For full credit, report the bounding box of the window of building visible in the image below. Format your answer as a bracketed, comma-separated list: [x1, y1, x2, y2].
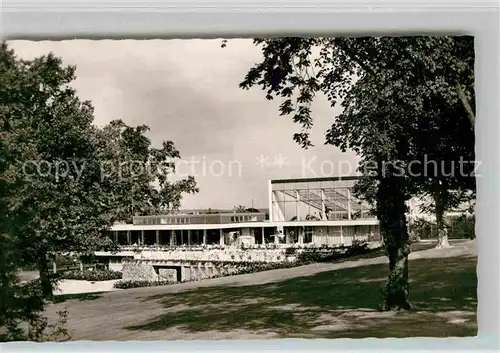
[304, 227, 313, 243]
[254, 228, 263, 244]
[117, 231, 128, 245]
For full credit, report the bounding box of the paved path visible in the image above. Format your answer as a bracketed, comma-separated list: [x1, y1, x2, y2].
[44, 241, 476, 341]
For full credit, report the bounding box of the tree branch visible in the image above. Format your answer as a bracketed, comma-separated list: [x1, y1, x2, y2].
[455, 83, 475, 131]
[335, 41, 378, 77]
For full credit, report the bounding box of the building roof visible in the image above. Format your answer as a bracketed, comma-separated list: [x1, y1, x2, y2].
[110, 219, 378, 231]
[270, 176, 361, 184]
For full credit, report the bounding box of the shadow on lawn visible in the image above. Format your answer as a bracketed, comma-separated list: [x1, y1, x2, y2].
[125, 255, 477, 338]
[52, 292, 103, 304]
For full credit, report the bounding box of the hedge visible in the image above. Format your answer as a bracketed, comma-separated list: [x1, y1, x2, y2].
[113, 280, 175, 289]
[58, 269, 122, 281]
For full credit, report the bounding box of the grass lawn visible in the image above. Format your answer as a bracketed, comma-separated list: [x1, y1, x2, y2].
[126, 253, 477, 338]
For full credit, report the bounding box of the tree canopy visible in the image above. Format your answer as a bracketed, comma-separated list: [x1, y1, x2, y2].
[96, 119, 199, 223]
[231, 36, 475, 309]
[0, 43, 198, 339]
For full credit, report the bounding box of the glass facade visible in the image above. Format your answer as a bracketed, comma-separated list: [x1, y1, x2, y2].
[271, 177, 375, 222]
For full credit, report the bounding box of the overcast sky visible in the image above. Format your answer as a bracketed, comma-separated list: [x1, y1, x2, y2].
[8, 39, 359, 209]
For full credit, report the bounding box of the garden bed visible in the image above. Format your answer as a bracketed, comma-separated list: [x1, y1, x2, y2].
[58, 269, 122, 282]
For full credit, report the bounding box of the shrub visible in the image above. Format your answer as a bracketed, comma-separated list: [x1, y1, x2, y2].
[451, 215, 475, 239]
[408, 218, 438, 240]
[59, 269, 122, 281]
[296, 242, 372, 264]
[297, 250, 323, 263]
[113, 280, 174, 289]
[54, 254, 77, 268]
[27, 309, 71, 342]
[343, 242, 371, 257]
[409, 233, 421, 244]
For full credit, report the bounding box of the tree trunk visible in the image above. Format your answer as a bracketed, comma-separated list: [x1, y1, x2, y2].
[455, 83, 475, 131]
[386, 244, 411, 310]
[376, 176, 411, 311]
[436, 226, 450, 248]
[38, 256, 53, 299]
[433, 182, 451, 249]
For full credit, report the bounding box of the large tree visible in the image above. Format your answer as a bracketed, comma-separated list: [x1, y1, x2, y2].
[1, 46, 121, 298]
[0, 43, 199, 309]
[232, 36, 475, 310]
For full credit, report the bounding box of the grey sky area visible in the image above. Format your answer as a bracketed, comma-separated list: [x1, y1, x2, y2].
[8, 39, 359, 209]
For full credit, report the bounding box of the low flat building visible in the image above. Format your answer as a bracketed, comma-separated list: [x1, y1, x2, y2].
[96, 176, 382, 274]
[105, 176, 381, 248]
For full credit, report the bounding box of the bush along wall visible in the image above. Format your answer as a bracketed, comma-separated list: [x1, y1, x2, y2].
[296, 241, 371, 263]
[113, 280, 176, 289]
[58, 269, 122, 281]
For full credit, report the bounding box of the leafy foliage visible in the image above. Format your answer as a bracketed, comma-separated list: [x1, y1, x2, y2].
[451, 214, 475, 240]
[96, 120, 199, 223]
[230, 36, 475, 310]
[233, 205, 247, 213]
[0, 43, 198, 340]
[245, 207, 261, 213]
[409, 213, 475, 241]
[113, 280, 176, 289]
[296, 241, 370, 263]
[1, 44, 120, 298]
[26, 309, 71, 342]
[59, 269, 122, 281]
[408, 218, 437, 242]
[0, 237, 45, 341]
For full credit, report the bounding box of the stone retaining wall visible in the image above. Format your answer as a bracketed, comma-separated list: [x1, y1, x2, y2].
[121, 260, 258, 282]
[136, 248, 288, 263]
[158, 268, 178, 282]
[121, 261, 158, 282]
[119, 242, 380, 283]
